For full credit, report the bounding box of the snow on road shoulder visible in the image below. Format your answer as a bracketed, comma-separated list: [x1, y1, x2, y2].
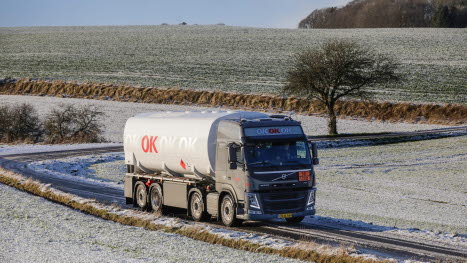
[301, 216, 467, 250]
[0, 142, 121, 156]
[28, 152, 124, 189]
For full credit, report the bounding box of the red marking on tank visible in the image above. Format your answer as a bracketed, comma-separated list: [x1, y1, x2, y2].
[141, 135, 158, 153]
[180, 159, 187, 170]
[145, 179, 153, 187]
[234, 177, 240, 182]
[141, 136, 150, 152]
[150, 136, 158, 153]
[245, 182, 251, 187]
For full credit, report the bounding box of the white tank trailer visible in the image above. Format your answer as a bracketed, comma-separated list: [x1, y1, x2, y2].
[123, 111, 319, 226]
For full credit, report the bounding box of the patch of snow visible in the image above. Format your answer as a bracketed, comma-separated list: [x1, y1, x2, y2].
[302, 215, 467, 250]
[0, 142, 121, 156]
[28, 153, 124, 187]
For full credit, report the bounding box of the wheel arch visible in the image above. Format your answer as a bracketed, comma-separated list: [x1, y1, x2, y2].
[218, 189, 237, 216]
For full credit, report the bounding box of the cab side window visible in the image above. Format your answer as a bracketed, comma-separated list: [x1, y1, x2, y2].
[296, 141, 307, 159]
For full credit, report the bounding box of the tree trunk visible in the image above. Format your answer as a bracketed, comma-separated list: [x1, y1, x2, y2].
[327, 106, 338, 135]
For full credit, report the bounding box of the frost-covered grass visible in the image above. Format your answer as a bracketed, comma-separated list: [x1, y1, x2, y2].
[0, 95, 446, 143]
[0, 182, 308, 263]
[0, 26, 466, 104]
[313, 135, 467, 234]
[29, 153, 125, 186]
[90, 157, 125, 182]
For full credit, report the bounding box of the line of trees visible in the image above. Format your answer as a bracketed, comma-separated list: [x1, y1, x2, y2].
[299, 0, 467, 28]
[0, 104, 105, 144]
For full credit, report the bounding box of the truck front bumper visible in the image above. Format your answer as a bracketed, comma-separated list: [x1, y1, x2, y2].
[238, 207, 315, 221]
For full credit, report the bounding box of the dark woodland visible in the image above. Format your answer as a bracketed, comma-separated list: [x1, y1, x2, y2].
[299, 0, 467, 28]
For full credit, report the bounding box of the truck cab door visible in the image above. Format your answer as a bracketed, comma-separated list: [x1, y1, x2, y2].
[227, 143, 246, 199]
[215, 142, 245, 202]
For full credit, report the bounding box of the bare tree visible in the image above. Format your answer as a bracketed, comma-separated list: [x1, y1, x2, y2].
[0, 106, 12, 141]
[9, 104, 42, 142]
[44, 104, 75, 142]
[44, 104, 105, 143]
[283, 40, 400, 135]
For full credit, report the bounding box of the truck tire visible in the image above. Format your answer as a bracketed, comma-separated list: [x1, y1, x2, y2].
[221, 194, 240, 227]
[285, 216, 304, 224]
[135, 182, 148, 210]
[149, 184, 163, 214]
[190, 192, 208, 222]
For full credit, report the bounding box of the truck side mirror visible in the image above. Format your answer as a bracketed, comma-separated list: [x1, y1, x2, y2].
[309, 142, 319, 165]
[228, 144, 238, 170]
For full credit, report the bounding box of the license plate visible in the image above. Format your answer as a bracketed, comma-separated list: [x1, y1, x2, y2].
[279, 213, 293, 218]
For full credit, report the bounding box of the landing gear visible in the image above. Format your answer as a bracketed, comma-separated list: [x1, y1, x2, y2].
[285, 216, 304, 224]
[221, 194, 240, 227]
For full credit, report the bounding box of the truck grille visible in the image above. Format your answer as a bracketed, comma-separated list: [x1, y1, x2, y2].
[260, 191, 307, 214]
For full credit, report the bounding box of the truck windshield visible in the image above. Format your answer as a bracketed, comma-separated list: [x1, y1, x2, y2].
[244, 140, 311, 169]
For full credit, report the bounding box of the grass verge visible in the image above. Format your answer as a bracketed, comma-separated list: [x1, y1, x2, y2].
[1, 78, 465, 125]
[0, 167, 384, 263]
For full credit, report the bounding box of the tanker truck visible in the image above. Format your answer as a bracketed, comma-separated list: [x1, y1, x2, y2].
[123, 111, 319, 226]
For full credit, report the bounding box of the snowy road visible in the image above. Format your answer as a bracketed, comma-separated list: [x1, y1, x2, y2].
[1, 144, 466, 262]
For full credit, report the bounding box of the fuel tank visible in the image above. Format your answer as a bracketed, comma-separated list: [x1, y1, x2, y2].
[123, 111, 268, 178]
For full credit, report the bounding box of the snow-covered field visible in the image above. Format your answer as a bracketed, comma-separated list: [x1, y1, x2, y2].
[314, 135, 467, 235]
[0, 95, 447, 143]
[1, 26, 466, 103]
[0, 183, 305, 263]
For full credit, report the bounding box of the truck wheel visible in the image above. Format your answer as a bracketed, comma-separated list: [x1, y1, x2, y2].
[190, 192, 207, 222]
[135, 182, 148, 210]
[285, 216, 304, 224]
[221, 194, 240, 227]
[149, 184, 163, 215]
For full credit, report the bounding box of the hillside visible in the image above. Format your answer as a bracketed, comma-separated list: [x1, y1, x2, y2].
[0, 26, 466, 104]
[299, 0, 467, 28]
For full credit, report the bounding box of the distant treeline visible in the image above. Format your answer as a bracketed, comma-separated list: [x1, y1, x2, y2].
[299, 0, 467, 28]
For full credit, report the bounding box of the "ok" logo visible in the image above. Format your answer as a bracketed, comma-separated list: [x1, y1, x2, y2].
[141, 136, 158, 153]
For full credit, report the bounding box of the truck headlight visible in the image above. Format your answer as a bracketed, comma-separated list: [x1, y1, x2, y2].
[246, 193, 261, 210]
[307, 189, 315, 206]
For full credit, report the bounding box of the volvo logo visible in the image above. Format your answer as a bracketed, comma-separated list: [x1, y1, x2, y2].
[272, 172, 295, 181]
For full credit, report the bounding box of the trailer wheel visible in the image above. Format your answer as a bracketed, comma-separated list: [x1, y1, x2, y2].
[285, 216, 304, 224]
[135, 182, 148, 210]
[190, 192, 207, 222]
[221, 194, 239, 227]
[149, 184, 163, 214]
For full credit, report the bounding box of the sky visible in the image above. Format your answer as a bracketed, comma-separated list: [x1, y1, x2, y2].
[0, 0, 351, 28]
